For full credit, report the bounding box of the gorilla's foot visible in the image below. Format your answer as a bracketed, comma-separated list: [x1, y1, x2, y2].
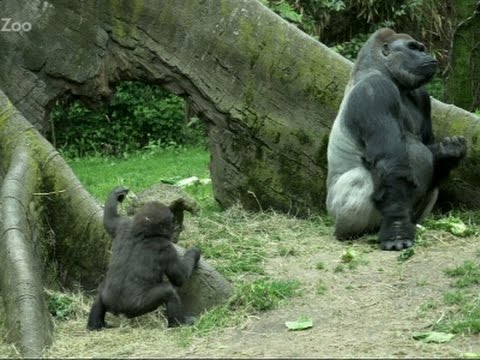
[378, 219, 416, 251]
[86, 321, 112, 331]
[167, 315, 197, 328]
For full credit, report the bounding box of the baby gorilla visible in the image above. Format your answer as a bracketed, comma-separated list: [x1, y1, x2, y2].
[87, 186, 201, 330]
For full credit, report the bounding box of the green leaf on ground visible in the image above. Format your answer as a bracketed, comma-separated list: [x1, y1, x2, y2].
[463, 353, 480, 359]
[412, 331, 454, 343]
[285, 316, 313, 331]
[341, 247, 357, 263]
[398, 247, 415, 262]
[425, 217, 475, 237]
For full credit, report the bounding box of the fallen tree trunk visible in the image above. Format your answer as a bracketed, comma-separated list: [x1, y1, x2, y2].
[0, 144, 52, 358]
[0, 91, 110, 357]
[431, 100, 480, 209]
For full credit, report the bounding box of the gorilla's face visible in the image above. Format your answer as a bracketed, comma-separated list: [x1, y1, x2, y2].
[383, 37, 437, 89]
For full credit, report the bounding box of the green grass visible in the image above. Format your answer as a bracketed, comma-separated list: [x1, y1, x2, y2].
[316, 279, 328, 295]
[67, 146, 220, 213]
[433, 261, 480, 334]
[444, 261, 480, 288]
[174, 277, 301, 346]
[231, 278, 301, 312]
[46, 290, 81, 321]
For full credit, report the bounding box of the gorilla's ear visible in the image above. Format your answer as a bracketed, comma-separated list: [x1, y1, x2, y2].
[382, 43, 390, 56]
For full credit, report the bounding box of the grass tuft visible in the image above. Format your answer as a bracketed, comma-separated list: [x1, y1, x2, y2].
[46, 290, 90, 321]
[444, 261, 480, 288]
[432, 260, 480, 334]
[231, 278, 301, 312]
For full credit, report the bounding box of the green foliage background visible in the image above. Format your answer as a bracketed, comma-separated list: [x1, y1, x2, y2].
[50, 81, 206, 157]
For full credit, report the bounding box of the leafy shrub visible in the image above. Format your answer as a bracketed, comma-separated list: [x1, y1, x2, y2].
[50, 81, 206, 157]
[264, 0, 449, 68]
[47, 291, 80, 321]
[331, 33, 369, 60]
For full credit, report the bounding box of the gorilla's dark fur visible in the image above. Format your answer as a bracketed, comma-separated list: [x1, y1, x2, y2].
[326, 28, 467, 250]
[87, 186, 201, 330]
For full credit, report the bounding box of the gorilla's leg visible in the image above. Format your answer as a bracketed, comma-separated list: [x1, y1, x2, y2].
[87, 293, 110, 331]
[165, 289, 196, 327]
[126, 283, 194, 327]
[376, 139, 434, 250]
[327, 167, 381, 239]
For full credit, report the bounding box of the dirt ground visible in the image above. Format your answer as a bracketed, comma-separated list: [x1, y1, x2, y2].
[149, 233, 479, 359]
[92, 231, 478, 359]
[2, 228, 479, 358]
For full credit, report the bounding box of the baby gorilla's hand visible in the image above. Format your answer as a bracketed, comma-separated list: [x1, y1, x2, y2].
[112, 186, 129, 203]
[186, 247, 201, 265]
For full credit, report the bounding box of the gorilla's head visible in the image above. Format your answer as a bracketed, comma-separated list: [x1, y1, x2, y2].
[355, 28, 437, 90]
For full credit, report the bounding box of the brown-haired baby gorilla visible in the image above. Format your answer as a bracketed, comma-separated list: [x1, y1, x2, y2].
[87, 186, 201, 331]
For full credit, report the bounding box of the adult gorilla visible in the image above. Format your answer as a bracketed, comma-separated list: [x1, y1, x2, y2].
[326, 28, 467, 250]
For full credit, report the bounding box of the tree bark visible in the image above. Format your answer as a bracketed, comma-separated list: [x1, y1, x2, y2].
[0, 90, 110, 357]
[0, 0, 479, 356]
[445, 0, 480, 111]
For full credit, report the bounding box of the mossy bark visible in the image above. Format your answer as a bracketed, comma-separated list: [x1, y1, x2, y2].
[0, 90, 110, 357]
[432, 100, 480, 208]
[445, 0, 480, 111]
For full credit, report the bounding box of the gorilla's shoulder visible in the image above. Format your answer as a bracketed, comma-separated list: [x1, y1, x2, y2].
[348, 73, 399, 110]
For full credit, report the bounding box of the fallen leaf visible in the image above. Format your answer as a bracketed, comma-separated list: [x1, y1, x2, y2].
[463, 353, 480, 359]
[285, 316, 313, 331]
[412, 331, 454, 343]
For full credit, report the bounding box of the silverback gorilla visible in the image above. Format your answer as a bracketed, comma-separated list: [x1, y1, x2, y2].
[87, 186, 201, 330]
[326, 28, 467, 250]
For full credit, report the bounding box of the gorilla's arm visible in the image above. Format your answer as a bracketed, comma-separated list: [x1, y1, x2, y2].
[103, 186, 129, 237]
[414, 88, 435, 145]
[166, 247, 201, 287]
[347, 76, 415, 191]
[346, 76, 418, 227]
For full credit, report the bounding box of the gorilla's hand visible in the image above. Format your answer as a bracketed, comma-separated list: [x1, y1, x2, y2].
[186, 247, 201, 266]
[434, 136, 467, 160]
[112, 186, 129, 203]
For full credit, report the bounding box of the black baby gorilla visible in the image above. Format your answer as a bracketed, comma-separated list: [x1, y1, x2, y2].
[326, 28, 467, 250]
[87, 186, 201, 330]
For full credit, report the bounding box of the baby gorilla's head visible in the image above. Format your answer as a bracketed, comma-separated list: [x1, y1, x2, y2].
[132, 202, 174, 238]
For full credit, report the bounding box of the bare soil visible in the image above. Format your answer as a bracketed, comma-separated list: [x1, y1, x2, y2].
[156, 233, 480, 359]
[3, 228, 479, 358]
